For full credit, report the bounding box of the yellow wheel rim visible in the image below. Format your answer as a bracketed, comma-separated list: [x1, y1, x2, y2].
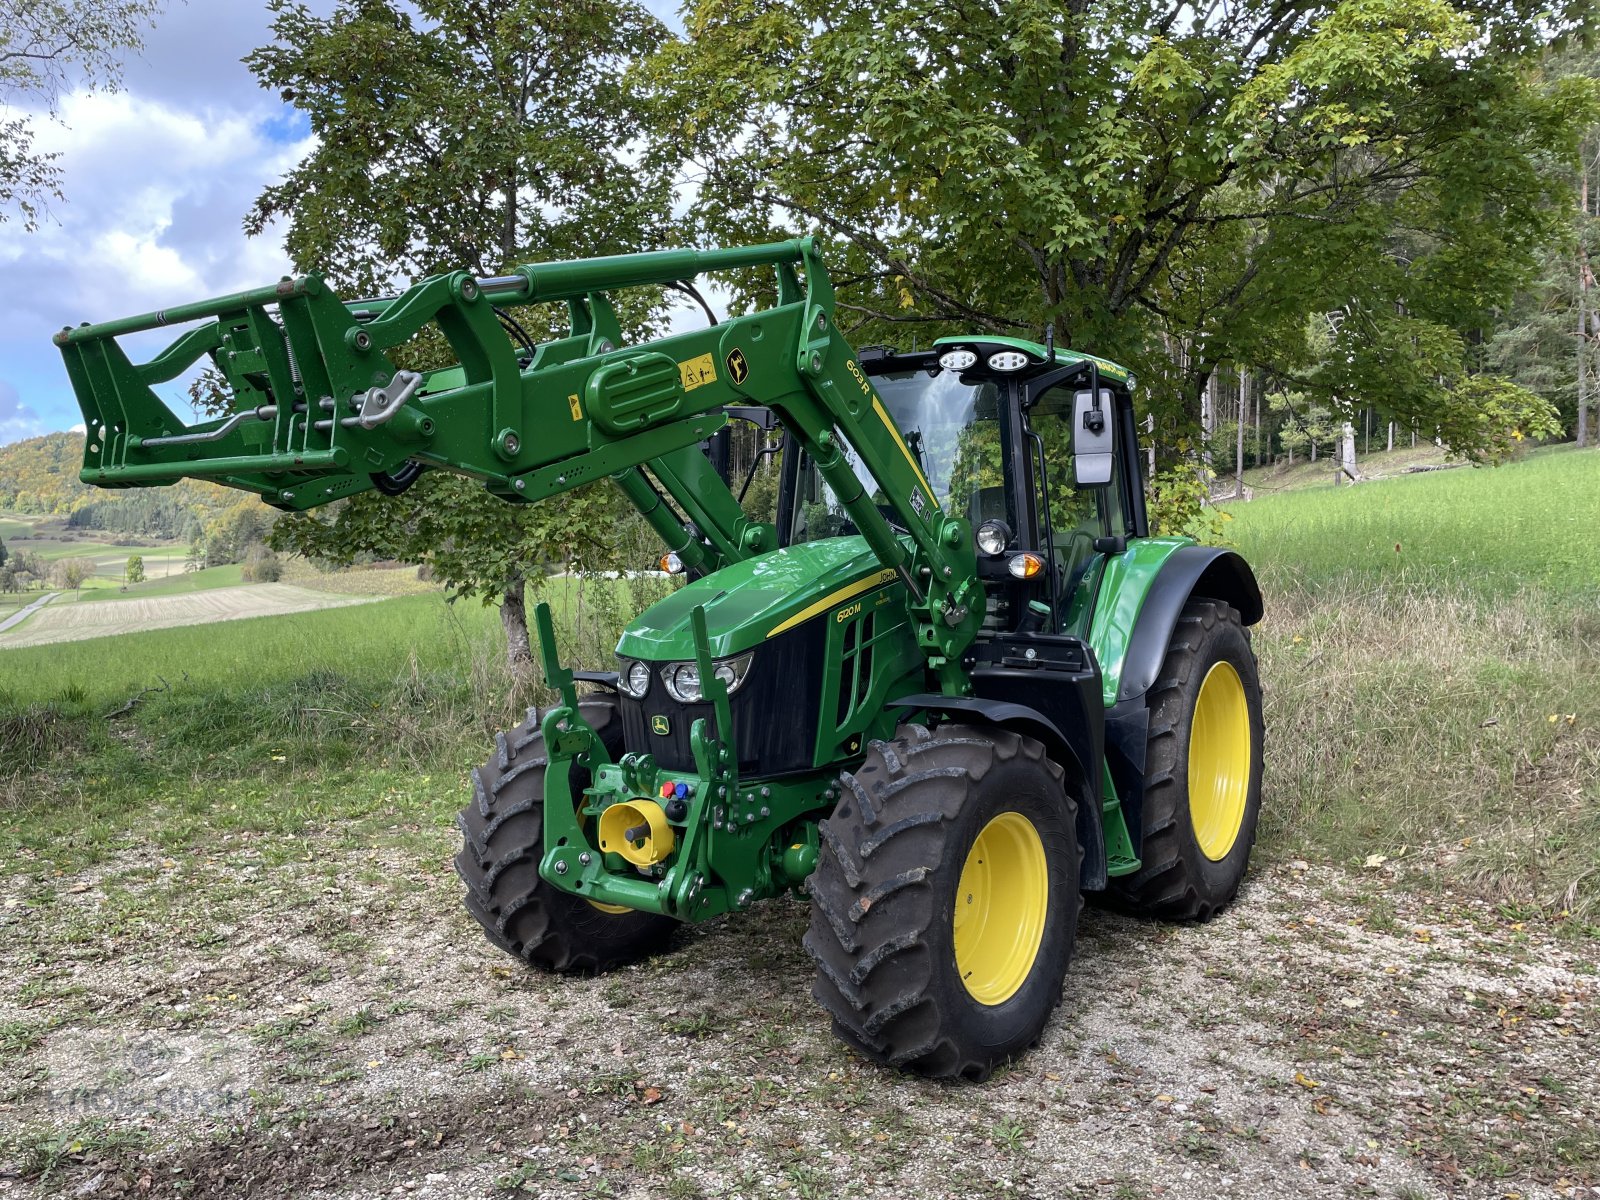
[1188, 660, 1252, 862]
[953, 812, 1049, 1006]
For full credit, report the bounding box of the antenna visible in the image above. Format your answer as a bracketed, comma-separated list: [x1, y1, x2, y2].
[1044, 322, 1055, 358]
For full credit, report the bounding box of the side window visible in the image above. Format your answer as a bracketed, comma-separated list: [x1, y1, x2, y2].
[1028, 386, 1131, 624]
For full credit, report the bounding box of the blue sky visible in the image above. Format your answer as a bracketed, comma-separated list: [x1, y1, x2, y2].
[0, 0, 688, 447]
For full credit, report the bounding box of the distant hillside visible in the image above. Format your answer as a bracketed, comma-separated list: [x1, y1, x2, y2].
[0, 432, 263, 539]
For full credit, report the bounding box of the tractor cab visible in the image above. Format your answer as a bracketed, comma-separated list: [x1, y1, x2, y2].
[778, 336, 1148, 638]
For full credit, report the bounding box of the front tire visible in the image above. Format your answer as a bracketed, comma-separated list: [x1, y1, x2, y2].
[1110, 598, 1264, 920]
[805, 723, 1082, 1081]
[455, 696, 676, 973]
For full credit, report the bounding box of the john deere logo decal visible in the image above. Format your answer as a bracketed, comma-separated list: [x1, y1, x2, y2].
[725, 347, 749, 385]
[651, 714, 670, 736]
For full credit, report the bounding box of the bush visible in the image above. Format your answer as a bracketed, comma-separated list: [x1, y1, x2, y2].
[241, 544, 283, 583]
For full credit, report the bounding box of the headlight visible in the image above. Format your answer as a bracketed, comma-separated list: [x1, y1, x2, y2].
[618, 659, 651, 699]
[938, 348, 977, 371]
[975, 519, 1011, 557]
[661, 651, 753, 703]
[987, 350, 1029, 372]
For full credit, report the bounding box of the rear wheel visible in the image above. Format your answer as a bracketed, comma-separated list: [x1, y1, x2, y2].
[1110, 598, 1264, 920]
[455, 696, 676, 973]
[805, 723, 1081, 1080]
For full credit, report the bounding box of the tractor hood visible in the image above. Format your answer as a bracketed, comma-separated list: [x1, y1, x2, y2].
[617, 536, 899, 662]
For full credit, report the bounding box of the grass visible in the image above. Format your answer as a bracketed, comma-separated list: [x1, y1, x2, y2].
[1225, 444, 1600, 598]
[1221, 444, 1600, 916]
[55, 564, 246, 603]
[0, 573, 669, 872]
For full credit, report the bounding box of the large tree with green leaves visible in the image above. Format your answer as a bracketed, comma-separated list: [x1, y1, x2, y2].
[247, 0, 675, 673]
[655, 0, 1596, 459]
[0, 0, 161, 227]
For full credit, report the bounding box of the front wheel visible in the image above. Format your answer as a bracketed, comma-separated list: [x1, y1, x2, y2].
[1110, 598, 1264, 920]
[805, 723, 1082, 1081]
[454, 697, 677, 973]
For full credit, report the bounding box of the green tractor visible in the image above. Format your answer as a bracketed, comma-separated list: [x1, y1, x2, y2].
[56, 239, 1263, 1079]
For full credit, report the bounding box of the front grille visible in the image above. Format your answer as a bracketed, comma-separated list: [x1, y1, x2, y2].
[618, 619, 827, 776]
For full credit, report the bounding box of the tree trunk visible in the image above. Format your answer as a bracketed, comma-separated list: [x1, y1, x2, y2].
[1234, 369, 1247, 497]
[1339, 420, 1360, 484]
[1387, 421, 1394, 453]
[1580, 155, 1590, 449]
[500, 571, 536, 680]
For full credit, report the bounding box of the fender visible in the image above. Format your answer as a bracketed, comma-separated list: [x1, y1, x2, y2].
[1113, 545, 1262, 706]
[892, 694, 1108, 892]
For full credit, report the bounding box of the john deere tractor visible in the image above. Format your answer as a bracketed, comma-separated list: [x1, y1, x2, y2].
[56, 239, 1263, 1079]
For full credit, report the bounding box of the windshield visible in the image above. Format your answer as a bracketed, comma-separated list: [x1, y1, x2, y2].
[789, 369, 1009, 544]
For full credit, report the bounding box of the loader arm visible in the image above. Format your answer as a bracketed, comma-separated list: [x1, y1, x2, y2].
[55, 238, 982, 692]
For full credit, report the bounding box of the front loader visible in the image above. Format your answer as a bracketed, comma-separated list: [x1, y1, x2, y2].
[55, 238, 1264, 1080]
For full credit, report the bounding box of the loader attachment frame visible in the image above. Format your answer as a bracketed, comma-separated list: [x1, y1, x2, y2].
[55, 238, 982, 692]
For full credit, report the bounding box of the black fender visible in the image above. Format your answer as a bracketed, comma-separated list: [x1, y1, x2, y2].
[1114, 545, 1262, 706]
[891, 695, 1108, 892]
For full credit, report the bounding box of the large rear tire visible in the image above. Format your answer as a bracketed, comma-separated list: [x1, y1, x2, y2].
[805, 723, 1082, 1081]
[1110, 598, 1264, 920]
[455, 696, 676, 973]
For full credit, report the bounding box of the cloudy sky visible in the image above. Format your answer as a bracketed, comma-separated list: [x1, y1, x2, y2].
[0, 0, 686, 447]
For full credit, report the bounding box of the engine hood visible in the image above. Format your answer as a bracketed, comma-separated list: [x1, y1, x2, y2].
[616, 536, 900, 662]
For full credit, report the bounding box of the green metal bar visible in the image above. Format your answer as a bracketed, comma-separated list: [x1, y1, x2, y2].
[498, 240, 808, 305]
[82, 448, 348, 483]
[54, 277, 320, 343]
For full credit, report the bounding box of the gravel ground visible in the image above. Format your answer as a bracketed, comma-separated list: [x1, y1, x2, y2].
[0, 839, 1594, 1200]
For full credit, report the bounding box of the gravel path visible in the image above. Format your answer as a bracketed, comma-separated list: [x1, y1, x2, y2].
[0, 842, 1592, 1200]
[0, 592, 56, 636]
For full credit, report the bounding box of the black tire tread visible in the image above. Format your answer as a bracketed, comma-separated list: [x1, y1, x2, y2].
[1110, 598, 1263, 921]
[454, 697, 675, 974]
[804, 723, 1081, 1081]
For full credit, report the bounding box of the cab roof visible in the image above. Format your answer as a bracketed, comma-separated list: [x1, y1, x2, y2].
[931, 335, 1133, 386]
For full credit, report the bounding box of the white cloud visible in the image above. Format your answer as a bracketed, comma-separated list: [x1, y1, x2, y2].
[0, 379, 47, 444]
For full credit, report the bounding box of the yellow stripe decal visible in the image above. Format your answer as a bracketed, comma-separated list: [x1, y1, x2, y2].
[767, 568, 898, 639]
[873, 397, 936, 505]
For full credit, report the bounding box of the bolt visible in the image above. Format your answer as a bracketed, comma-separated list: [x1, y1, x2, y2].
[554, 860, 568, 875]
[514, 479, 525, 491]
[718, 786, 727, 799]
[745, 813, 756, 824]
[810, 352, 823, 374]
[760, 786, 771, 799]
[598, 340, 615, 354]
[942, 565, 953, 577]
[815, 312, 827, 332]
[281, 491, 295, 502]
[353, 330, 372, 351]
[460, 278, 478, 300]
[504, 434, 520, 456]
[1024, 647, 1037, 660]
[759, 806, 770, 818]
[579, 852, 592, 866]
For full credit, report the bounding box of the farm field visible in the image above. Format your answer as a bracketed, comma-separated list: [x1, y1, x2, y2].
[0, 582, 377, 648]
[0, 454, 1594, 1199]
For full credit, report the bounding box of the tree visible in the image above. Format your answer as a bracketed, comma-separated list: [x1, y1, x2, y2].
[124, 553, 144, 585]
[0, 533, 7, 570]
[656, 0, 1598, 462]
[0, 0, 161, 227]
[53, 556, 94, 591]
[241, 544, 282, 583]
[248, 0, 676, 673]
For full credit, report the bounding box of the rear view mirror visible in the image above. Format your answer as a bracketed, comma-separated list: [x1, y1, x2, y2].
[1072, 389, 1114, 486]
